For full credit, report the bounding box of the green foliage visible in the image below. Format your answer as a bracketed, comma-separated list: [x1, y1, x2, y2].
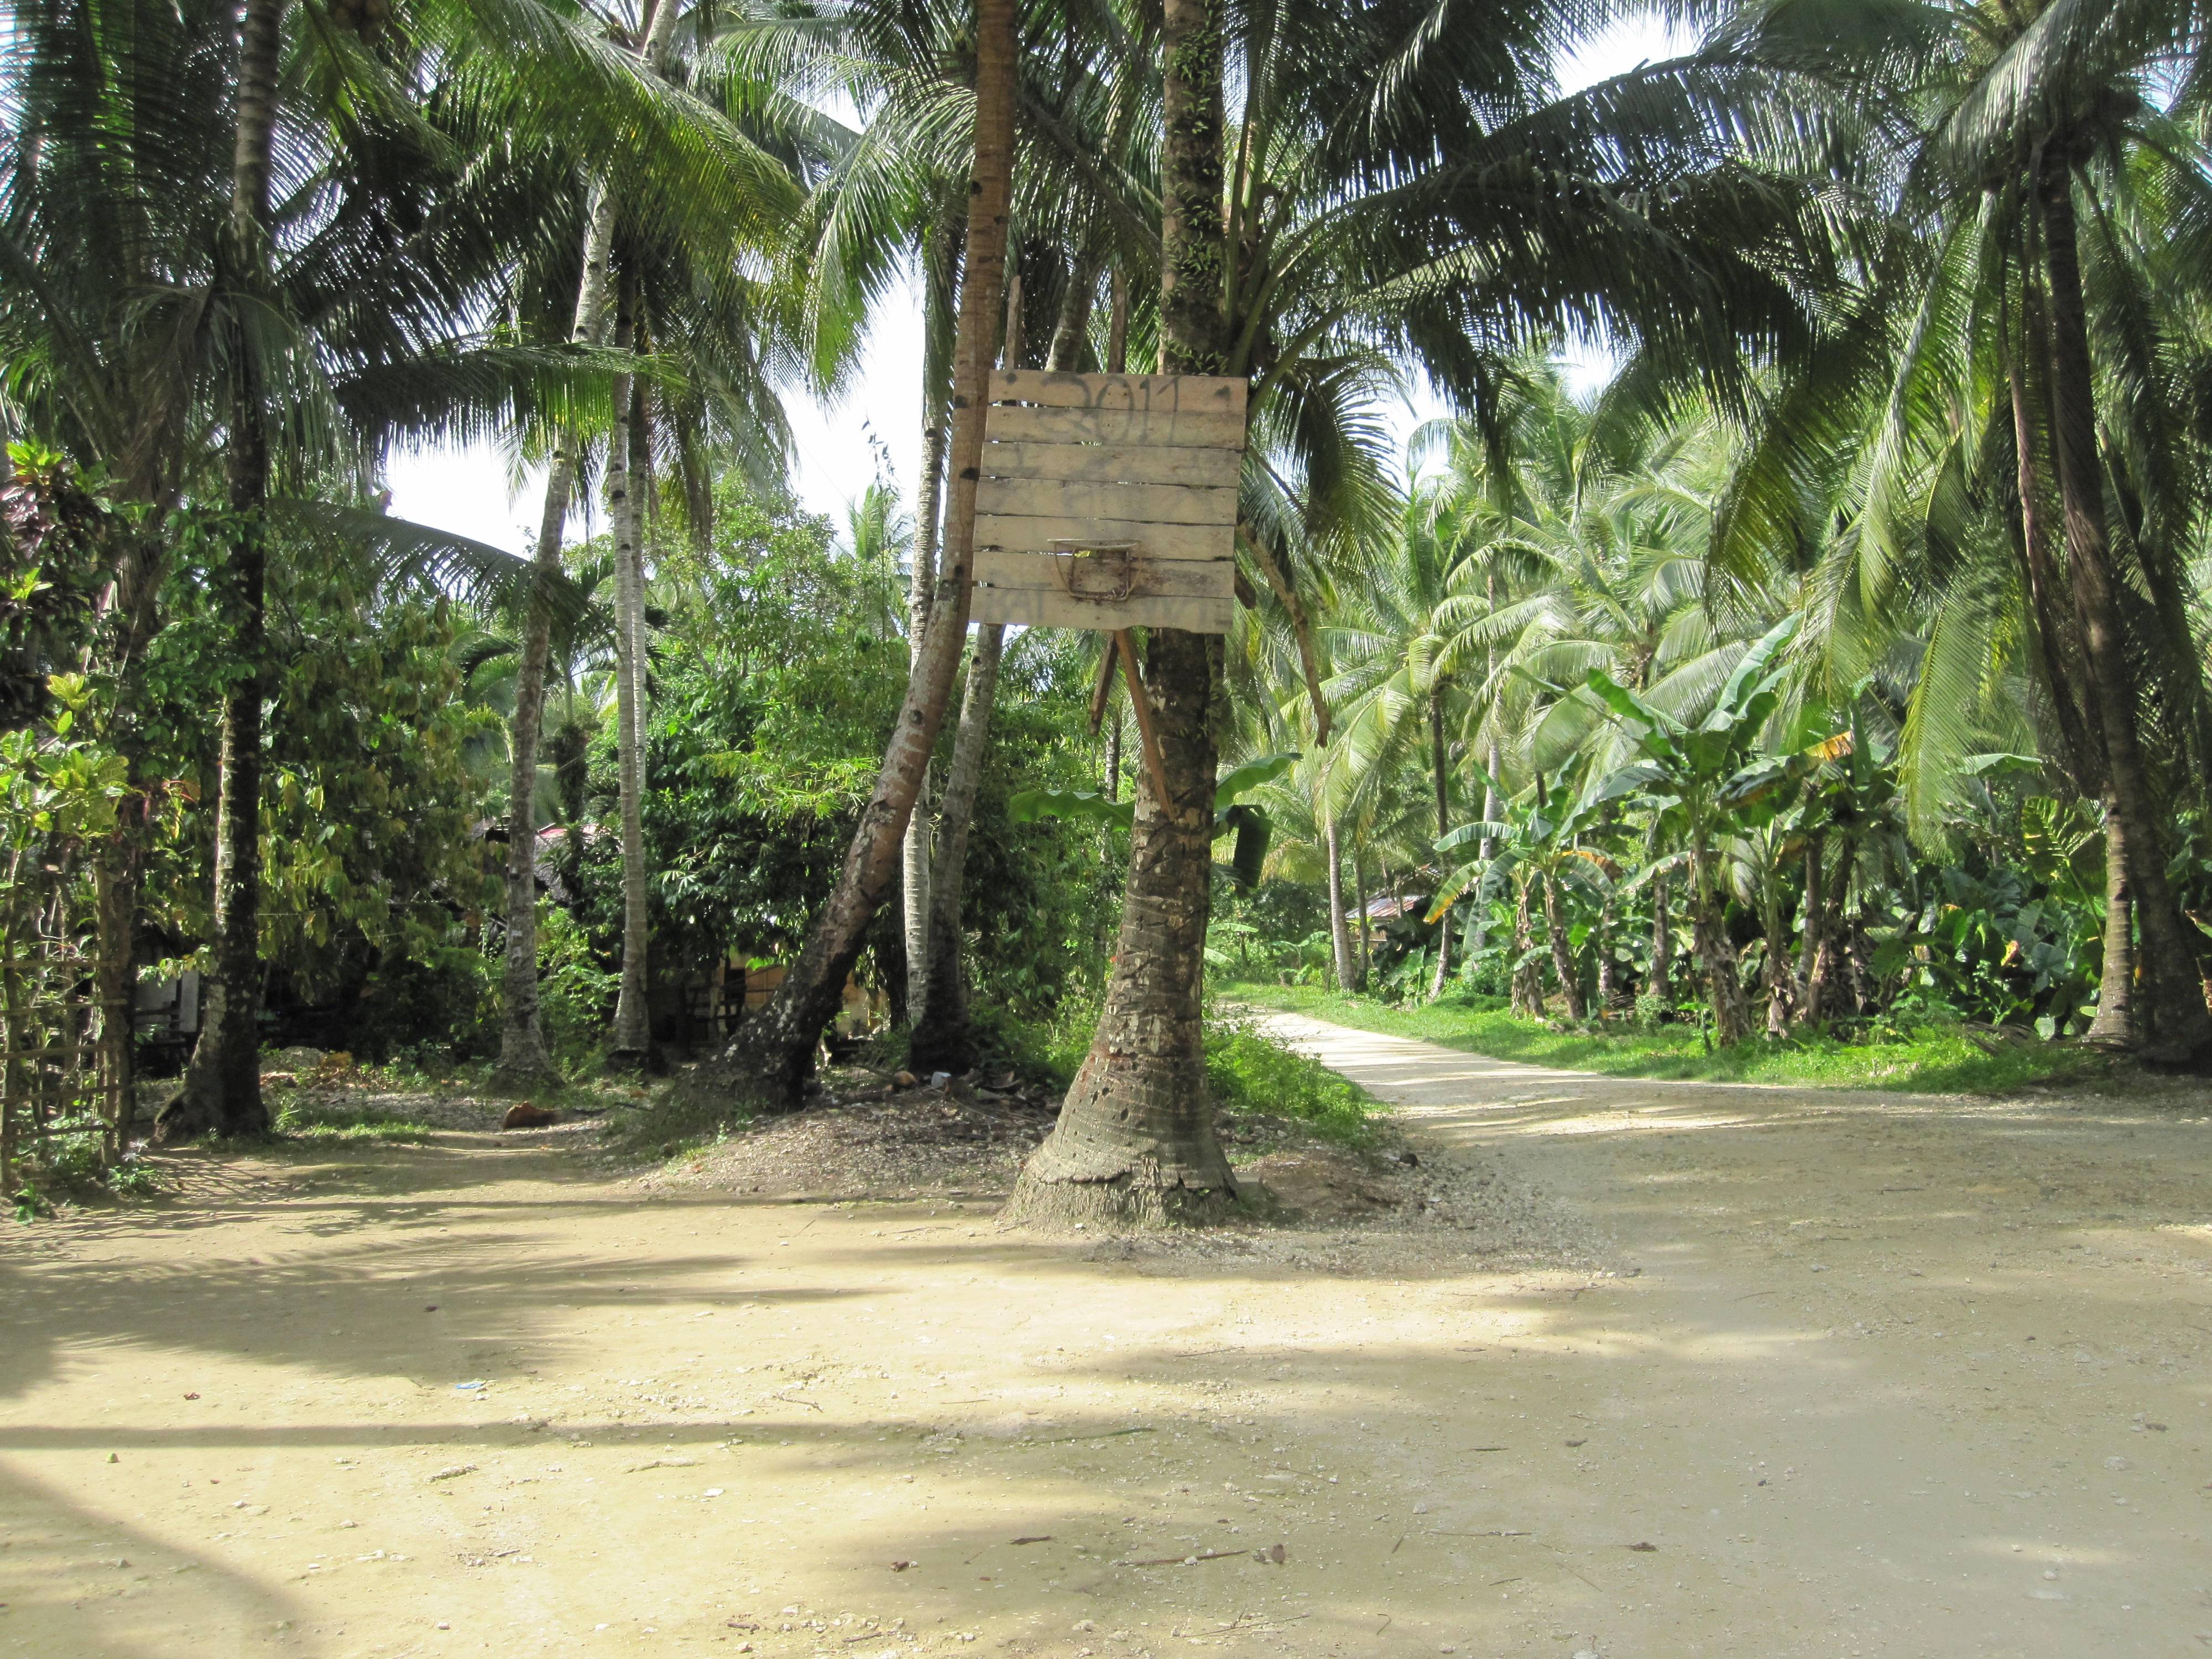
[536, 906, 617, 1074]
[1202, 1004, 1375, 1147]
[272, 1097, 440, 1144]
[1224, 983, 2123, 1096]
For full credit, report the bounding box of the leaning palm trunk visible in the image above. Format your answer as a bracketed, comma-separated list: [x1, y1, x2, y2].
[159, 0, 286, 1144]
[687, 0, 1016, 1107]
[494, 189, 618, 1089]
[901, 218, 959, 1025]
[909, 259, 1094, 1067]
[907, 623, 1003, 1072]
[2038, 168, 2208, 1060]
[1006, 0, 1239, 1227]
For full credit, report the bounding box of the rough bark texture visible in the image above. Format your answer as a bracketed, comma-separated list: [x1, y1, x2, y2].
[907, 624, 1003, 1073]
[494, 188, 618, 1091]
[1002, 630, 1235, 1228]
[2039, 166, 2212, 1061]
[691, 0, 1015, 1108]
[1005, 0, 1239, 1227]
[158, 0, 285, 1144]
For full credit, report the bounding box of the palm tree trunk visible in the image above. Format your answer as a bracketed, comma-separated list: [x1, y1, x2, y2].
[2039, 163, 2211, 1061]
[1353, 846, 1371, 990]
[1543, 875, 1584, 1020]
[694, 0, 1014, 1108]
[900, 234, 954, 1026]
[1794, 831, 1825, 1028]
[159, 0, 286, 1144]
[1006, 0, 1238, 1225]
[1325, 810, 1354, 992]
[606, 277, 651, 1062]
[1426, 680, 1452, 999]
[1648, 864, 1673, 1009]
[2013, 279, 2128, 1043]
[911, 253, 1095, 1067]
[909, 623, 1004, 1072]
[1596, 898, 1620, 1010]
[494, 187, 618, 1089]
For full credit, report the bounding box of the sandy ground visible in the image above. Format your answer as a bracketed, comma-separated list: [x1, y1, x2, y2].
[7, 1016, 2212, 1659]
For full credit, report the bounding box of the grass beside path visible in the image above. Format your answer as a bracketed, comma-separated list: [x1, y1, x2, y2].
[1219, 983, 2127, 1095]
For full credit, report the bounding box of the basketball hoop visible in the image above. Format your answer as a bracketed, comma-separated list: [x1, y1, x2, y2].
[1047, 539, 1140, 604]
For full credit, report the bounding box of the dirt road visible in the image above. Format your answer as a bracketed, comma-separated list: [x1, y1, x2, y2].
[7, 1015, 2211, 1659]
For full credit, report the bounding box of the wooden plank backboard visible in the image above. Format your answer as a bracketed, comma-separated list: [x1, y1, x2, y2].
[968, 371, 1246, 633]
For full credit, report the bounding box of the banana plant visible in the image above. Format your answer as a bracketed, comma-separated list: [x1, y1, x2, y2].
[1427, 763, 1615, 1021]
[1010, 753, 1300, 894]
[1582, 615, 1800, 1045]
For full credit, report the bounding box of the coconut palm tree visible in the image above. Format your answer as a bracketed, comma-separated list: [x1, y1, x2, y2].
[1710, 0, 2212, 1059]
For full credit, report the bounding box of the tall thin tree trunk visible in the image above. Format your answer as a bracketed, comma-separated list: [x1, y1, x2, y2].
[2039, 163, 2212, 1061]
[494, 188, 618, 1089]
[1648, 864, 1673, 1010]
[1325, 810, 1354, 992]
[912, 250, 1097, 1067]
[1353, 845, 1371, 990]
[909, 625, 1003, 1072]
[159, 0, 286, 1144]
[606, 276, 651, 1063]
[1007, 0, 1238, 1225]
[1426, 681, 1452, 1000]
[900, 257, 953, 1025]
[2012, 281, 2126, 1043]
[1794, 830, 1825, 1029]
[693, 0, 1015, 1108]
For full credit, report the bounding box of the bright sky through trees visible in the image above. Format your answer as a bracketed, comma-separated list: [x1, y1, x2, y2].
[380, 8, 1694, 551]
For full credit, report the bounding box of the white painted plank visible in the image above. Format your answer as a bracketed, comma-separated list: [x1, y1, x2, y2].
[983, 403, 1244, 450]
[980, 440, 1244, 488]
[974, 477, 1240, 527]
[973, 548, 1236, 600]
[969, 585, 1235, 634]
[973, 513, 1236, 563]
[990, 370, 1247, 417]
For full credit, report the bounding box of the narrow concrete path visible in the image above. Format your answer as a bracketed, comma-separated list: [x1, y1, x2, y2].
[1254, 1009, 2212, 1658]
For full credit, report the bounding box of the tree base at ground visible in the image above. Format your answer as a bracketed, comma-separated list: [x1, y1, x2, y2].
[1001, 1153, 1241, 1230]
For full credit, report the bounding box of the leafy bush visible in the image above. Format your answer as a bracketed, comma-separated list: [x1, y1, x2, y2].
[536, 906, 617, 1074]
[1203, 1004, 1374, 1146]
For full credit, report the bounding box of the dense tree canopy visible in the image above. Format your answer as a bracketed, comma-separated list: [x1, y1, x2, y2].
[8, 0, 2212, 1211]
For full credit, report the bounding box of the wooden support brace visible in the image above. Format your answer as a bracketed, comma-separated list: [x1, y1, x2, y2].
[1114, 629, 1175, 813]
[1088, 639, 1121, 737]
